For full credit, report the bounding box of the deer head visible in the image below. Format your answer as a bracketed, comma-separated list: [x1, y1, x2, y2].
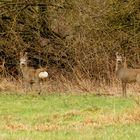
[20, 52, 28, 68]
[115, 52, 127, 71]
[116, 52, 123, 63]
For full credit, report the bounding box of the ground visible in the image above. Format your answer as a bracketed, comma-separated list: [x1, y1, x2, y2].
[0, 93, 140, 140]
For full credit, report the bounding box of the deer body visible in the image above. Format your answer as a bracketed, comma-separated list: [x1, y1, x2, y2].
[116, 53, 140, 96]
[116, 68, 140, 83]
[20, 52, 48, 91]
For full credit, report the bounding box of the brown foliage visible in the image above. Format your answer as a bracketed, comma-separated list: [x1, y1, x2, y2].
[0, 0, 139, 85]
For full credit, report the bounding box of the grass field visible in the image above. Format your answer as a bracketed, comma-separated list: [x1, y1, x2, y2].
[0, 93, 140, 140]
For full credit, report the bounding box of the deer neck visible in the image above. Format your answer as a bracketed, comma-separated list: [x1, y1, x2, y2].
[116, 62, 127, 75]
[20, 65, 29, 77]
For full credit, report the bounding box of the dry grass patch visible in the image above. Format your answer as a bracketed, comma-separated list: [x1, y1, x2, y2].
[1, 107, 140, 133]
[0, 76, 139, 96]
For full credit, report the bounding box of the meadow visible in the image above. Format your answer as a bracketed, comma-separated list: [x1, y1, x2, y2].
[1, 1, 140, 139]
[0, 93, 140, 140]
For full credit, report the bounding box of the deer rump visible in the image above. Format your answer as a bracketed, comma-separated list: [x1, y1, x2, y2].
[35, 68, 48, 79]
[39, 71, 48, 78]
[23, 68, 48, 84]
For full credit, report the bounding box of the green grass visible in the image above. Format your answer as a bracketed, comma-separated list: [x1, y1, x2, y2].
[0, 93, 140, 140]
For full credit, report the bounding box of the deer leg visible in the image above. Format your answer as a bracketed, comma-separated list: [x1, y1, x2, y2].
[36, 79, 41, 95]
[27, 81, 32, 92]
[30, 82, 33, 91]
[23, 79, 29, 93]
[122, 82, 127, 96]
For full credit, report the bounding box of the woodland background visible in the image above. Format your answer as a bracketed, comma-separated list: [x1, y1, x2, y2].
[0, 0, 140, 93]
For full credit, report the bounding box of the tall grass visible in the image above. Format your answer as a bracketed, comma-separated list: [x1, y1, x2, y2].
[0, 74, 139, 96]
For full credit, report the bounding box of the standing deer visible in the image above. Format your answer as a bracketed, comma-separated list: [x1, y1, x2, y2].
[115, 52, 140, 96]
[20, 52, 48, 92]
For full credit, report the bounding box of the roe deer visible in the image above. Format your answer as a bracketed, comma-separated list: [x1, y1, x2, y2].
[20, 52, 48, 92]
[115, 52, 140, 96]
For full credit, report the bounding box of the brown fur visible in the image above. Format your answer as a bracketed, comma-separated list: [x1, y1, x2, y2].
[115, 53, 140, 96]
[20, 52, 48, 91]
